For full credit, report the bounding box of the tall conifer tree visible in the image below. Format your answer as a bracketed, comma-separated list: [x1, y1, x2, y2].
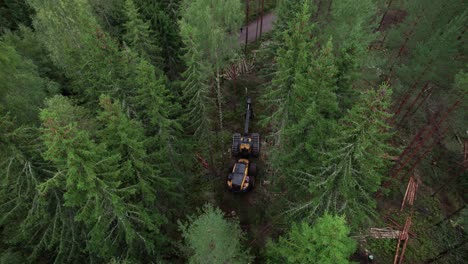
[179, 0, 243, 133]
[266, 214, 357, 264]
[290, 85, 394, 227]
[0, 41, 55, 124]
[123, 0, 162, 65]
[37, 95, 168, 261]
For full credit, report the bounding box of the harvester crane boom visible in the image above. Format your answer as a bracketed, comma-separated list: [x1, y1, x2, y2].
[231, 96, 260, 158]
[244, 97, 253, 136]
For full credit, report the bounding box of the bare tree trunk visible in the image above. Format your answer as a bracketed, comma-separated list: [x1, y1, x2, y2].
[431, 167, 465, 197]
[314, 0, 322, 21]
[255, 0, 260, 41]
[397, 82, 429, 126]
[434, 204, 466, 227]
[245, 0, 249, 53]
[259, 0, 264, 38]
[216, 68, 223, 130]
[376, 0, 394, 32]
[392, 62, 431, 118]
[388, 14, 423, 76]
[327, 0, 333, 18]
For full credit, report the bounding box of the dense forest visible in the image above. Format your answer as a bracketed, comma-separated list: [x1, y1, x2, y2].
[0, 0, 466, 263]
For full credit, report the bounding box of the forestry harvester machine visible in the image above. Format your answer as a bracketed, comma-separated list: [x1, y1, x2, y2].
[227, 97, 260, 193]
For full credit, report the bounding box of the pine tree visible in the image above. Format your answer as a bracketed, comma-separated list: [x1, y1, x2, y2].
[123, 0, 162, 65]
[178, 204, 252, 264]
[289, 85, 394, 227]
[266, 214, 357, 264]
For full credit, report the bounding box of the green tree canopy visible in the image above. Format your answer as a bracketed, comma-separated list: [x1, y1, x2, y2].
[179, 204, 252, 264]
[0, 41, 56, 124]
[262, 2, 340, 196]
[35, 95, 169, 261]
[179, 0, 243, 133]
[289, 85, 395, 227]
[266, 214, 357, 264]
[123, 0, 162, 65]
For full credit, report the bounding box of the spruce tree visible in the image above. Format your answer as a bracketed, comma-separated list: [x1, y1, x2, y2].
[29, 0, 182, 127]
[179, 204, 252, 264]
[123, 0, 162, 65]
[323, 0, 378, 112]
[262, 1, 316, 145]
[290, 85, 394, 227]
[134, 0, 183, 78]
[263, 2, 340, 187]
[38, 95, 165, 260]
[0, 114, 48, 257]
[273, 0, 303, 34]
[29, 0, 168, 108]
[0, 41, 55, 124]
[179, 0, 243, 133]
[0, 0, 33, 31]
[180, 40, 213, 138]
[266, 214, 357, 264]
[29, 0, 125, 103]
[130, 58, 189, 191]
[97, 95, 173, 201]
[1, 26, 62, 80]
[285, 39, 340, 165]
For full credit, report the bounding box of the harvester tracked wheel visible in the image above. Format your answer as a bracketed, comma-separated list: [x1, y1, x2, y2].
[232, 133, 241, 157]
[249, 163, 257, 177]
[251, 133, 260, 157]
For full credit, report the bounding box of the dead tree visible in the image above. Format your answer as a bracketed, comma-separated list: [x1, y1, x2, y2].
[434, 204, 466, 227]
[376, 0, 394, 32]
[424, 239, 468, 263]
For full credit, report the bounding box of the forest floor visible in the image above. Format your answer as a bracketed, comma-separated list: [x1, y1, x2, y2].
[197, 15, 280, 262]
[215, 72, 275, 261]
[238, 12, 277, 43]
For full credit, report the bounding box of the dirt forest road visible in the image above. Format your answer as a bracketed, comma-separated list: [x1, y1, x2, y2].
[238, 12, 277, 43]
